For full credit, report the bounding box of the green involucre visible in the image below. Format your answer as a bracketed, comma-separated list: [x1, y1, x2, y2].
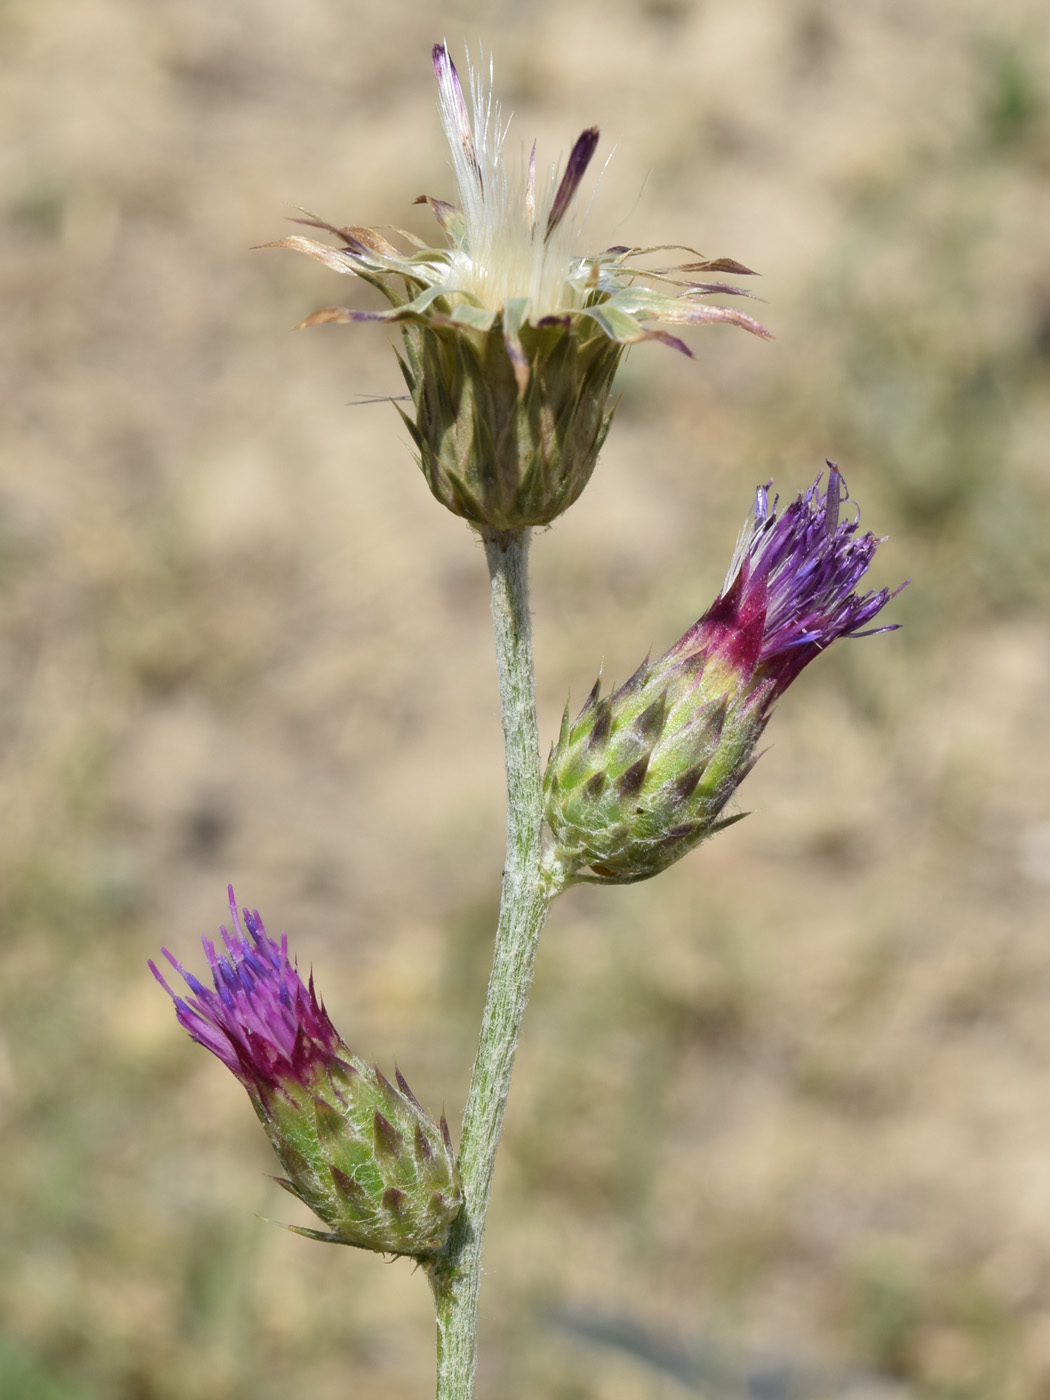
[544, 657, 760, 884]
[257, 1056, 462, 1259]
[397, 312, 623, 532]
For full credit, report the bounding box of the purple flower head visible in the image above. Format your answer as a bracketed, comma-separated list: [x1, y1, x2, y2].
[674, 463, 904, 703]
[150, 887, 341, 1095]
[544, 463, 903, 885]
[152, 890, 464, 1256]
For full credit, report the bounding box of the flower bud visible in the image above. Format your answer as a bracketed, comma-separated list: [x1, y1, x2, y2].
[151, 891, 462, 1260]
[544, 465, 903, 884]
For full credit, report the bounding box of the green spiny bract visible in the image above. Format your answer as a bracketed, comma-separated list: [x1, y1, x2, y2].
[263, 1056, 462, 1260]
[396, 312, 622, 532]
[543, 657, 760, 885]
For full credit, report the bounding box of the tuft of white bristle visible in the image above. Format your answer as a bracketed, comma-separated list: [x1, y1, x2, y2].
[433, 45, 598, 318]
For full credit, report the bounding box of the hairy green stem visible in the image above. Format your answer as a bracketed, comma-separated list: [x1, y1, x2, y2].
[428, 528, 560, 1400]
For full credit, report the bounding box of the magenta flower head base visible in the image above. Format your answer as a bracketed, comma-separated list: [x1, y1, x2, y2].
[544, 464, 904, 884]
[151, 891, 462, 1260]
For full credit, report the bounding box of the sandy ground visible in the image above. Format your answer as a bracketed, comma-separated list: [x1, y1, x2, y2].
[2, 0, 1050, 1396]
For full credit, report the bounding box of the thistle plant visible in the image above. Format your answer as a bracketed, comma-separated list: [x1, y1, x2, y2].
[154, 44, 903, 1400]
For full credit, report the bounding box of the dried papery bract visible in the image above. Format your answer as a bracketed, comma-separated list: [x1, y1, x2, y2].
[544, 465, 905, 884]
[264, 44, 771, 532]
[151, 890, 462, 1259]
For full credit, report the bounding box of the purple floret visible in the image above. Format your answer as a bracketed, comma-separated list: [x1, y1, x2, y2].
[150, 888, 341, 1092]
[677, 463, 903, 695]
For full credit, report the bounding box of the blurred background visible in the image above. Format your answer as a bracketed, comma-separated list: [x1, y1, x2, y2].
[2, 0, 1049, 1395]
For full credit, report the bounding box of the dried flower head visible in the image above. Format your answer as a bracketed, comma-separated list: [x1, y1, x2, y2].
[265, 44, 770, 532]
[151, 890, 462, 1259]
[545, 465, 904, 883]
